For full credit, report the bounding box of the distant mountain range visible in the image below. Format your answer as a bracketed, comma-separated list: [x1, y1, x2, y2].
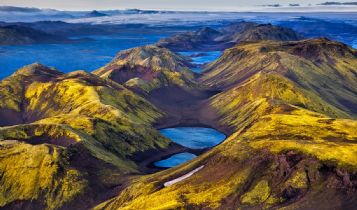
[157, 22, 303, 51]
[319, 1, 357, 5]
[0, 25, 69, 45]
[0, 4, 356, 22]
[0, 6, 42, 12]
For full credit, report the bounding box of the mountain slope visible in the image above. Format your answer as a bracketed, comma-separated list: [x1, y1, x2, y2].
[0, 64, 174, 209]
[201, 38, 357, 118]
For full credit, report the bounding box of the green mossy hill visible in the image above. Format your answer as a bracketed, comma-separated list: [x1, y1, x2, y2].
[0, 63, 62, 126]
[0, 65, 170, 166]
[0, 63, 62, 112]
[202, 38, 357, 118]
[96, 38, 357, 210]
[94, 45, 196, 93]
[0, 64, 172, 209]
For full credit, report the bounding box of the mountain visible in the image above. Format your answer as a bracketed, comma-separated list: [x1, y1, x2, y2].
[0, 63, 177, 209]
[157, 22, 303, 51]
[0, 25, 68, 45]
[96, 38, 357, 209]
[157, 27, 223, 51]
[93, 45, 215, 127]
[94, 45, 196, 93]
[85, 10, 108, 18]
[225, 23, 303, 43]
[201, 38, 357, 118]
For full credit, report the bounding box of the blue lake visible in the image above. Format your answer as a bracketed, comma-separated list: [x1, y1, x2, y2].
[0, 33, 168, 79]
[154, 152, 197, 168]
[154, 127, 226, 168]
[160, 127, 226, 149]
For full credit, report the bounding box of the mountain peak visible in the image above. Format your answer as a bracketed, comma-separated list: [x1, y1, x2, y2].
[281, 37, 357, 60]
[93, 45, 195, 93]
[102, 45, 192, 72]
[196, 27, 221, 36]
[12, 63, 62, 77]
[86, 10, 108, 17]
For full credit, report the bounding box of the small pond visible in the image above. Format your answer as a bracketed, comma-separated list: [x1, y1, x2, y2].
[154, 127, 226, 168]
[179, 51, 222, 73]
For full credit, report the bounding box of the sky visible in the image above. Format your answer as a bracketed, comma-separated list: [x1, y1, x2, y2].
[0, 0, 351, 11]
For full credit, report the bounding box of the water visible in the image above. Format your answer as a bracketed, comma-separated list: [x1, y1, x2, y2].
[154, 152, 197, 168]
[179, 51, 222, 73]
[154, 127, 226, 168]
[160, 127, 226, 149]
[353, 40, 357, 49]
[179, 51, 222, 64]
[0, 33, 168, 79]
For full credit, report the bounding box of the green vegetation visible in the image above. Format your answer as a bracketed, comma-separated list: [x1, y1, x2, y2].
[0, 141, 87, 209]
[1, 36, 357, 209]
[241, 180, 270, 205]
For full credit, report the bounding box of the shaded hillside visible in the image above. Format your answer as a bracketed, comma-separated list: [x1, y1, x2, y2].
[0, 25, 68, 45]
[96, 38, 357, 210]
[0, 63, 174, 209]
[157, 22, 303, 51]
